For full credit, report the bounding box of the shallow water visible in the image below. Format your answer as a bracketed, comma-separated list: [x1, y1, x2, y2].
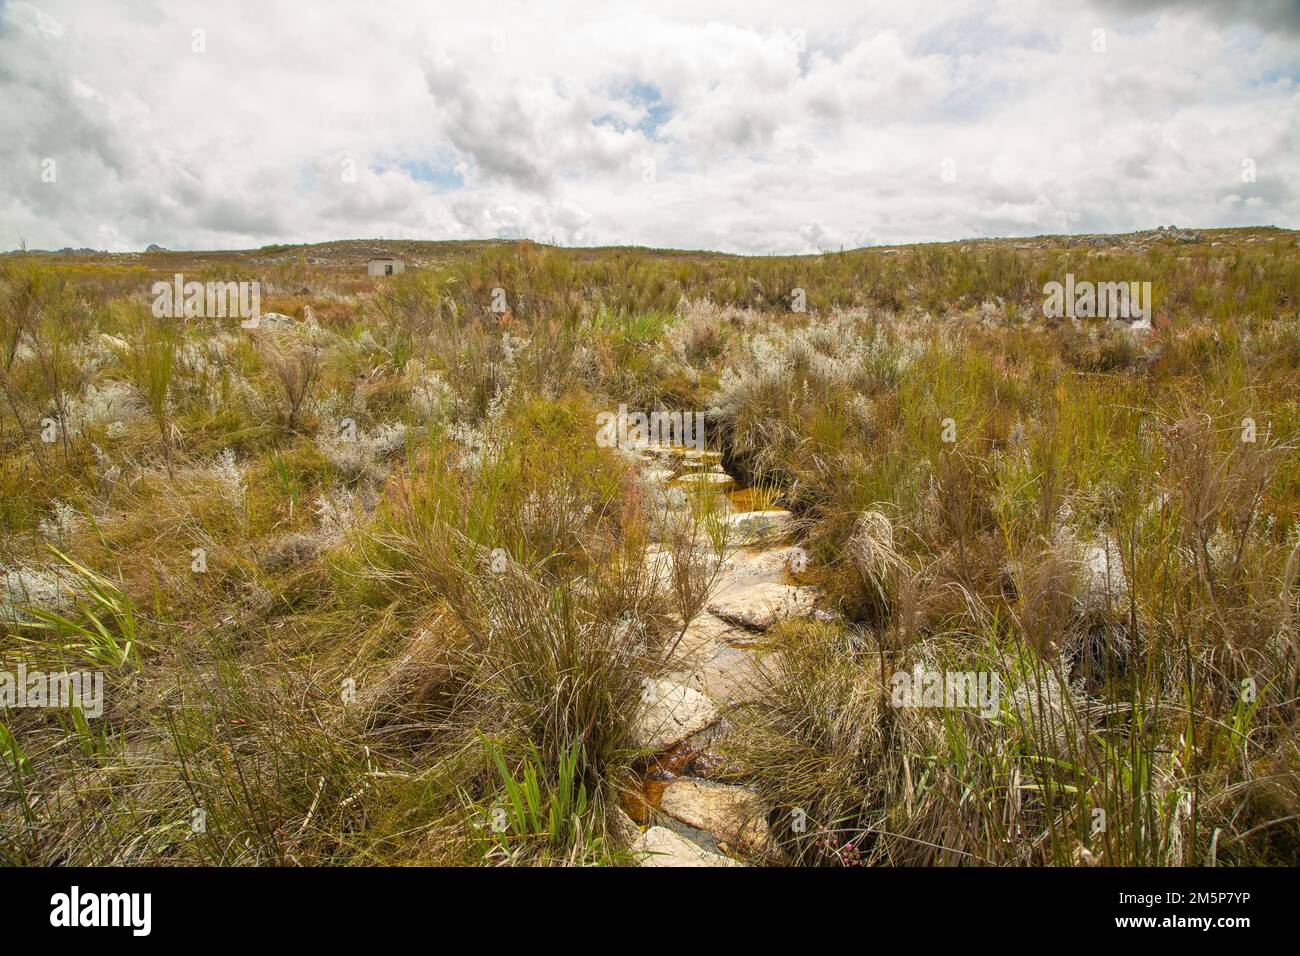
[725, 485, 778, 513]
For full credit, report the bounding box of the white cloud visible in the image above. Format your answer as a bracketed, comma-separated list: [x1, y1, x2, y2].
[0, 0, 1296, 254]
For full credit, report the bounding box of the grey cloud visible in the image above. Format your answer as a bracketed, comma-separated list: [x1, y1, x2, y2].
[0, 1, 1296, 253]
[1094, 0, 1300, 34]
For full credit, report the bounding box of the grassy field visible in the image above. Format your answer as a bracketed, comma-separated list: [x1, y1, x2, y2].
[1, 227, 1297, 866]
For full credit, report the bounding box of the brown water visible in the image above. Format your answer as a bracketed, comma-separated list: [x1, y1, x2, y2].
[726, 485, 778, 513]
[625, 742, 726, 824]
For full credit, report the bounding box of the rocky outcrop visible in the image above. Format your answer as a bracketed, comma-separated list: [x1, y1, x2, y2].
[628, 445, 817, 865]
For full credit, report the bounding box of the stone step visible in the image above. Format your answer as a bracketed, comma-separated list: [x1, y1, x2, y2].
[665, 611, 739, 666]
[682, 449, 724, 465]
[725, 509, 795, 544]
[631, 677, 719, 752]
[707, 582, 817, 631]
[630, 825, 744, 867]
[718, 545, 809, 586]
[676, 471, 736, 490]
[659, 778, 769, 855]
[667, 642, 782, 708]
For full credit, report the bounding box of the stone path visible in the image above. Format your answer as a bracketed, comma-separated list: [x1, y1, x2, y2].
[620, 445, 819, 866]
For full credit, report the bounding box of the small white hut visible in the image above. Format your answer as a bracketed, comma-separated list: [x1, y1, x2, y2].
[367, 257, 405, 277]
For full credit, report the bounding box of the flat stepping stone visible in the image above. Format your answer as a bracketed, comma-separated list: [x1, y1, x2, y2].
[682, 449, 723, 465]
[659, 779, 769, 854]
[679, 458, 715, 470]
[641, 443, 686, 461]
[631, 678, 719, 752]
[676, 472, 735, 490]
[669, 643, 781, 708]
[630, 825, 744, 867]
[719, 546, 809, 587]
[643, 467, 675, 485]
[725, 510, 794, 544]
[708, 582, 816, 631]
[666, 611, 738, 666]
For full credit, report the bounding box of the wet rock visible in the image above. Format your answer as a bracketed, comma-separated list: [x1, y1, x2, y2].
[722, 545, 809, 585]
[641, 443, 685, 462]
[678, 457, 715, 471]
[659, 778, 768, 854]
[632, 677, 719, 752]
[682, 449, 723, 466]
[708, 582, 816, 631]
[630, 825, 743, 867]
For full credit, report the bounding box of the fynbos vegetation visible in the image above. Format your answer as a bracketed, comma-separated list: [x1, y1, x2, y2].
[1, 230, 1297, 867]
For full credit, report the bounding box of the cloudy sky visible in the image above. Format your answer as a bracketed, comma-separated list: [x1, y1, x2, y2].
[1, 0, 1297, 254]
